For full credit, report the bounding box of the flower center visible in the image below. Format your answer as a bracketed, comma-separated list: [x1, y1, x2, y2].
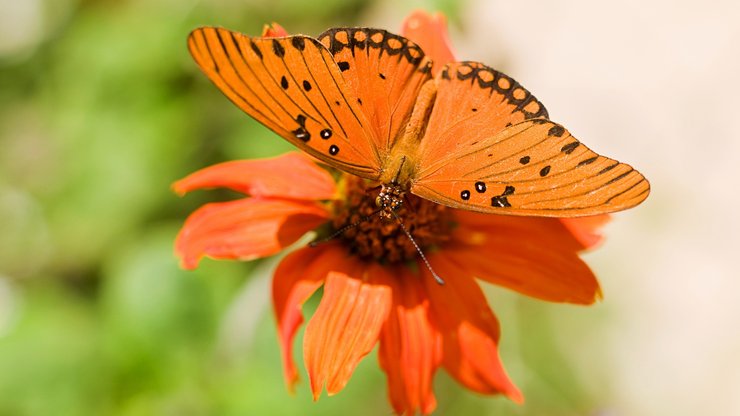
[330, 175, 453, 263]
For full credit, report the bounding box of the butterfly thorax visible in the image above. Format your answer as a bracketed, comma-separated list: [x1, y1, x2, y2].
[378, 79, 438, 191]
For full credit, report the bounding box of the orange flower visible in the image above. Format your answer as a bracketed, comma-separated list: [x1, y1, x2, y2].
[175, 11, 607, 415]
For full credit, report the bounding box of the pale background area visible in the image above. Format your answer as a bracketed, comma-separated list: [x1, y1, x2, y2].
[370, 0, 740, 414]
[0, 0, 738, 415]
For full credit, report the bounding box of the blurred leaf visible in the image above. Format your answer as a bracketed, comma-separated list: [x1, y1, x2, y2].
[0, 279, 104, 416]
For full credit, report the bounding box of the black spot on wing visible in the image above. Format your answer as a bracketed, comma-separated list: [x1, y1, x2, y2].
[560, 141, 580, 154]
[250, 41, 263, 59]
[292, 128, 310, 142]
[291, 37, 305, 51]
[548, 125, 565, 137]
[272, 39, 285, 57]
[578, 156, 598, 166]
[491, 185, 515, 208]
[491, 196, 511, 208]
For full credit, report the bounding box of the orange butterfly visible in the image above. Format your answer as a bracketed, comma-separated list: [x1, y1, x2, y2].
[187, 27, 649, 218]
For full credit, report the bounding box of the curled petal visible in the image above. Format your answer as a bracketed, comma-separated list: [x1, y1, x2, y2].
[559, 215, 611, 249]
[424, 255, 522, 402]
[452, 211, 601, 304]
[378, 266, 441, 415]
[173, 152, 336, 200]
[401, 10, 456, 75]
[272, 243, 360, 391]
[176, 198, 329, 269]
[262, 22, 289, 37]
[304, 264, 393, 400]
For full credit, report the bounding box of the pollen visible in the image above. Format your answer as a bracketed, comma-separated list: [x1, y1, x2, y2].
[330, 175, 453, 263]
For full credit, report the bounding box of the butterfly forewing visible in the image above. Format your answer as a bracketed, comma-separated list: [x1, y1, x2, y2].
[318, 28, 433, 155]
[419, 62, 548, 164]
[412, 120, 650, 217]
[188, 27, 381, 179]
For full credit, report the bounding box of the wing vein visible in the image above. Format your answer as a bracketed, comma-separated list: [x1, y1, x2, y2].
[197, 29, 284, 128]
[296, 44, 346, 137]
[223, 30, 319, 126]
[604, 178, 646, 204]
[518, 169, 637, 205]
[318, 47, 366, 130]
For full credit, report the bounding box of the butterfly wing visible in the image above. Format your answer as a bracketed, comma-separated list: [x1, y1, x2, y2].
[188, 27, 381, 179]
[317, 28, 433, 154]
[418, 61, 549, 164]
[412, 119, 650, 217]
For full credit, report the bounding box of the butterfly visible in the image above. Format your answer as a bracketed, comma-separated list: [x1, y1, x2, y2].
[186, 26, 649, 218]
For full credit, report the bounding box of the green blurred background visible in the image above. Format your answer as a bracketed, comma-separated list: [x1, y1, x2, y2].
[1, 0, 737, 415]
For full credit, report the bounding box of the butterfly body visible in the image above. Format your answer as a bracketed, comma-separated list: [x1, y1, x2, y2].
[187, 26, 649, 218]
[378, 79, 437, 188]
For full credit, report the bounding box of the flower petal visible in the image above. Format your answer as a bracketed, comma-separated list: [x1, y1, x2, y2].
[272, 243, 360, 392]
[424, 255, 523, 402]
[262, 22, 289, 37]
[401, 10, 456, 75]
[304, 264, 392, 400]
[175, 198, 329, 269]
[559, 215, 611, 249]
[173, 152, 336, 200]
[378, 266, 441, 415]
[452, 211, 601, 304]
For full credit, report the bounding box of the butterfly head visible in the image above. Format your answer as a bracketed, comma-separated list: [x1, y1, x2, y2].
[376, 183, 405, 220]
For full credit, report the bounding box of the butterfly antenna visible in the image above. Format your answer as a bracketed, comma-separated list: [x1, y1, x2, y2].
[390, 210, 445, 285]
[309, 209, 383, 247]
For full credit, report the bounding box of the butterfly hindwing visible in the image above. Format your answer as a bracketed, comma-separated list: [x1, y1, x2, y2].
[317, 28, 433, 154]
[188, 27, 381, 179]
[419, 61, 548, 164]
[412, 119, 650, 217]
